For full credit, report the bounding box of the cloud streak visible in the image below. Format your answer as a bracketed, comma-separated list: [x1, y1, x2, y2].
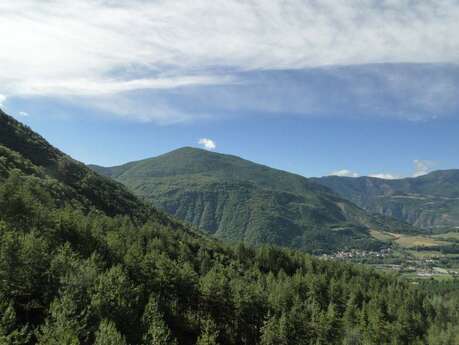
[413, 160, 436, 177]
[2, 1, 459, 93]
[329, 159, 437, 180]
[1, 1, 459, 122]
[368, 173, 399, 180]
[13, 75, 235, 97]
[329, 169, 359, 178]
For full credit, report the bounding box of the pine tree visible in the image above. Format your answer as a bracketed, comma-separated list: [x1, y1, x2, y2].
[259, 314, 289, 345]
[36, 294, 85, 345]
[196, 318, 219, 345]
[142, 295, 176, 345]
[0, 300, 29, 345]
[94, 320, 127, 345]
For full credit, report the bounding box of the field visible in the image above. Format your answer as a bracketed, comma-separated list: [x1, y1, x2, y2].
[369, 230, 448, 248]
[366, 230, 459, 281]
[395, 234, 448, 248]
[432, 231, 459, 241]
[369, 229, 397, 241]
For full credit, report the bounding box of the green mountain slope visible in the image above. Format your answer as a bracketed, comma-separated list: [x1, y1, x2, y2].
[314, 171, 459, 232]
[90, 147, 415, 252]
[0, 109, 457, 344]
[0, 109, 169, 224]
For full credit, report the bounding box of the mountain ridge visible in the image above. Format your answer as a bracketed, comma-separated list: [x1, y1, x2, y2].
[313, 170, 459, 231]
[0, 108, 171, 224]
[91, 146, 417, 253]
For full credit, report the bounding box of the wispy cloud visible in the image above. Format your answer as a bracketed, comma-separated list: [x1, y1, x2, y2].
[170, 65, 459, 122]
[329, 169, 359, 178]
[1, 1, 459, 122]
[0, 94, 6, 107]
[18, 111, 29, 117]
[329, 159, 437, 180]
[413, 159, 436, 177]
[2, 0, 459, 91]
[368, 160, 437, 179]
[14, 75, 234, 97]
[368, 173, 399, 180]
[198, 138, 216, 150]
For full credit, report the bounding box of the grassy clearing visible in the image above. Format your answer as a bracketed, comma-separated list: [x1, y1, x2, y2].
[370, 230, 450, 248]
[401, 272, 455, 281]
[407, 250, 443, 259]
[370, 230, 442, 245]
[395, 234, 449, 248]
[432, 231, 459, 241]
[369, 229, 398, 241]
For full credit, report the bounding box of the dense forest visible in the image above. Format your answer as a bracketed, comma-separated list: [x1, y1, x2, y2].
[1, 171, 459, 345]
[0, 110, 458, 344]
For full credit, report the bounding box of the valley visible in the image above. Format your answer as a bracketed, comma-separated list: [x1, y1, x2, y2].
[91, 147, 459, 279]
[327, 229, 459, 281]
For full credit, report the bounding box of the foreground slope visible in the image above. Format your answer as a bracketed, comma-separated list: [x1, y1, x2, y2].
[0, 109, 171, 224]
[0, 110, 458, 344]
[315, 171, 459, 232]
[91, 147, 415, 252]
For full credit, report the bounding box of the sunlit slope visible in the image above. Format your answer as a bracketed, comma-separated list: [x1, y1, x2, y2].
[91, 147, 415, 252]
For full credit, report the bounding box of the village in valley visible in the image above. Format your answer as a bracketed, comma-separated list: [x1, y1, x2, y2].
[322, 244, 459, 280]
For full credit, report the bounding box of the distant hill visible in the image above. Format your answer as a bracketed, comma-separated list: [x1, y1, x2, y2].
[314, 171, 459, 232]
[90, 147, 416, 253]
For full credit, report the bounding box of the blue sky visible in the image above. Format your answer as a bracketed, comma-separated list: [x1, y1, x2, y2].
[1, 1, 459, 178]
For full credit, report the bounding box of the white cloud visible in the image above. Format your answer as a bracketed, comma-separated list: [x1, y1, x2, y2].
[13, 75, 233, 97]
[0, 94, 6, 107]
[89, 97, 210, 125]
[413, 160, 436, 177]
[329, 169, 359, 178]
[1, 1, 459, 122]
[361, 160, 435, 180]
[18, 111, 29, 117]
[368, 173, 399, 180]
[1, 1, 459, 93]
[198, 138, 216, 150]
[328, 160, 438, 180]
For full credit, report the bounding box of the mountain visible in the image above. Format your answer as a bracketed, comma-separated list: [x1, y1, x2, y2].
[0, 108, 171, 224]
[314, 171, 459, 232]
[0, 109, 457, 344]
[90, 147, 416, 253]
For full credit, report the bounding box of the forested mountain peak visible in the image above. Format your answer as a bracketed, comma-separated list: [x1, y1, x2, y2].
[91, 146, 417, 252]
[91, 145, 329, 195]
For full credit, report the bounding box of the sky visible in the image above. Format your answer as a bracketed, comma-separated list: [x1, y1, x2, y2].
[1, 0, 459, 178]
